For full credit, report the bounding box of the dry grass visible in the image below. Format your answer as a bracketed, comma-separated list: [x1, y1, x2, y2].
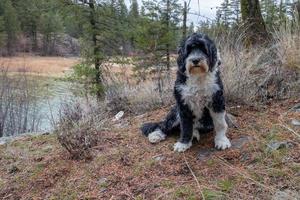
[0, 99, 299, 199]
[274, 23, 300, 70]
[217, 23, 300, 104]
[0, 54, 80, 76]
[105, 76, 174, 114]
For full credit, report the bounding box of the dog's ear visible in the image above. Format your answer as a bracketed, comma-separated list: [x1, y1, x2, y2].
[205, 36, 218, 71]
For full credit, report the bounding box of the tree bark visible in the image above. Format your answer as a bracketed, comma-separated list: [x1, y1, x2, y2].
[241, 0, 269, 45]
[183, 1, 187, 39]
[166, 0, 170, 71]
[88, 0, 103, 99]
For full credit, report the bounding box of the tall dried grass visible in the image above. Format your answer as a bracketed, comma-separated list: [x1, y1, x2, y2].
[218, 22, 299, 103]
[0, 55, 80, 76]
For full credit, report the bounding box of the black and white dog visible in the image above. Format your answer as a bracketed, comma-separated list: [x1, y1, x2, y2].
[141, 33, 231, 152]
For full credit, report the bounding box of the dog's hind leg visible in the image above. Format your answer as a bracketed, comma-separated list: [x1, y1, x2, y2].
[141, 106, 180, 143]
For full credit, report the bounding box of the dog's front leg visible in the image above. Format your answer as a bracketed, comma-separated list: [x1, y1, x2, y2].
[173, 109, 193, 152]
[209, 110, 231, 150]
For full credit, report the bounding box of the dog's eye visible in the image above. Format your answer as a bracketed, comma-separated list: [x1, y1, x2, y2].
[186, 44, 196, 53]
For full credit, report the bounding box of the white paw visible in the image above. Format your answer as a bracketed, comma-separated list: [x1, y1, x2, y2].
[214, 136, 231, 150]
[193, 130, 200, 141]
[148, 129, 166, 143]
[173, 141, 192, 152]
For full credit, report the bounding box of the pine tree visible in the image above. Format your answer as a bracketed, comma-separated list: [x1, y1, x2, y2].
[230, 0, 240, 24]
[187, 22, 195, 35]
[241, 0, 269, 45]
[14, 0, 40, 51]
[0, 0, 20, 56]
[128, 0, 139, 51]
[219, 0, 233, 27]
[38, 11, 64, 55]
[142, 0, 182, 70]
[129, 0, 139, 18]
[0, 17, 4, 49]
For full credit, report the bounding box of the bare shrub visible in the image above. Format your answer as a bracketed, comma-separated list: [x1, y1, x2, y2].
[0, 65, 42, 137]
[104, 72, 174, 114]
[55, 100, 108, 160]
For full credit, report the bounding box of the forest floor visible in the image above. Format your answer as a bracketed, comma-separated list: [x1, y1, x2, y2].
[0, 99, 299, 200]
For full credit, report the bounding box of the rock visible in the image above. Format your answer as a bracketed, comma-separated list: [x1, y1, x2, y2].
[98, 177, 108, 193]
[198, 136, 252, 160]
[153, 155, 165, 161]
[8, 165, 19, 174]
[226, 113, 238, 128]
[198, 148, 216, 161]
[267, 141, 294, 151]
[0, 137, 13, 145]
[272, 189, 299, 200]
[98, 177, 107, 185]
[291, 119, 300, 126]
[292, 103, 300, 112]
[113, 111, 124, 121]
[231, 136, 252, 149]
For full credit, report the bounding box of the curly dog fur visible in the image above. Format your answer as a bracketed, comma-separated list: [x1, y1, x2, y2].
[141, 33, 231, 152]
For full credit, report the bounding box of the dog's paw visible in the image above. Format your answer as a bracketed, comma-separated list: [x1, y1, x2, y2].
[193, 130, 200, 141]
[214, 136, 231, 150]
[148, 129, 166, 143]
[173, 142, 192, 152]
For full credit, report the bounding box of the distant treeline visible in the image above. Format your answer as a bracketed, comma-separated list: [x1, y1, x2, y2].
[0, 0, 184, 57]
[0, 0, 299, 57]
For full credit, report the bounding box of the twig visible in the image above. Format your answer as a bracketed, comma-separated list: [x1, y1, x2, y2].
[276, 123, 300, 139]
[215, 156, 276, 192]
[155, 188, 176, 200]
[184, 154, 205, 200]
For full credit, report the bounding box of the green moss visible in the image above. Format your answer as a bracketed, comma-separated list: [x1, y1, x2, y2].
[160, 180, 174, 189]
[173, 186, 197, 200]
[206, 159, 216, 167]
[217, 179, 234, 192]
[202, 189, 223, 200]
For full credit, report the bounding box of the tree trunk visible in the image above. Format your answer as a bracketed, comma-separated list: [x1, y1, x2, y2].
[241, 0, 269, 45]
[88, 0, 103, 99]
[183, 1, 187, 39]
[166, 0, 170, 71]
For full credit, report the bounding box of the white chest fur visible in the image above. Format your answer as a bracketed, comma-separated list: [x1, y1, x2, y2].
[178, 71, 219, 119]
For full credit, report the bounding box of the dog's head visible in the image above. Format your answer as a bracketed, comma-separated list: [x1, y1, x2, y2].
[177, 33, 220, 77]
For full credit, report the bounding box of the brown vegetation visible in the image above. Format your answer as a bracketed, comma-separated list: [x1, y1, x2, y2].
[0, 99, 299, 199]
[0, 55, 80, 76]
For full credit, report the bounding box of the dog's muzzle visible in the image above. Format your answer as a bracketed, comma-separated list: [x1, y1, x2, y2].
[187, 58, 209, 75]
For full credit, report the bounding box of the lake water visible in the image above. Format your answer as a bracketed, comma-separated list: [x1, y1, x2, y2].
[0, 75, 77, 137]
[34, 77, 75, 132]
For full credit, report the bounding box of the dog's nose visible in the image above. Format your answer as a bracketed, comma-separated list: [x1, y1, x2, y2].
[192, 58, 200, 65]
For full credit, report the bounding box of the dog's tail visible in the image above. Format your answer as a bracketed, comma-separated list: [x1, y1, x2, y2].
[140, 106, 179, 137]
[140, 122, 161, 136]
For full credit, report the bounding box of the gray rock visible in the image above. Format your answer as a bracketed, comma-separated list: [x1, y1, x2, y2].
[8, 165, 19, 174]
[98, 177, 107, 185]
[272, 189, 300, 200]
[231, 135, 252, 149]
[153, 155, 165, 161]
[267, 141, 294, 151]
[226, 113, 238, 128]
[198, 148, 216, 161]
[291, 119, 300, 126]
[292, 103, 300, 112]
[198, 136, 252, 160]
[113, 111, 124, 121]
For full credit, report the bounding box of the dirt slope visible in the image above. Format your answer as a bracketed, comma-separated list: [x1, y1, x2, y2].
[0, 100, 299, 200]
